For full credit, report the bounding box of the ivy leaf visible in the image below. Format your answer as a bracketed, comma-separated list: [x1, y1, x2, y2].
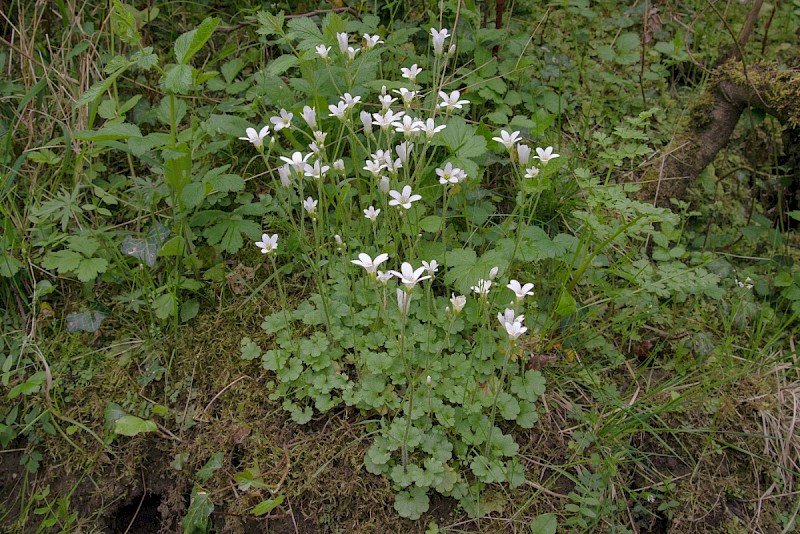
[196, 452, 223, 482]
[66, 310, 108, 333]
[121, 222, 170, 267]
[182, 488, 213, 534]
[394, 486, 429, 520]
[114, 415, 158, 436]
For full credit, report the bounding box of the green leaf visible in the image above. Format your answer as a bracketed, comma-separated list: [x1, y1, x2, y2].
[0, 255, 22, 277]
[76, 257, 109, 282]
[41, 249, 83, 275]
[530, 514, 558, 534]
[121, 222, 171, 267]
[251, 495, 284, 516]
[163, 64, 193, 94]
[180, 299, 200, 322]
[160, 236, 187, 257]
[240, 337, 262, 361]
[174, 17, 220, 65]
[111, 0, 141, 45]
[265, 55, 299, 77]
[394, 486, 429, 519]
[203, 217, 260, 254]
[207, 173, 244, 193]
[8, 372, 45, 399]
[153, 293, 177, 320]
[510, 370, 546, 402]
[256, 10, 284, 37]
[196, 452, 223, 482]
[419, 215, 443, 233]
[114, 415, 158, 436]
[554, 289, 577, 316]
[182, 488, 213, 534]
[74, 122, 142, 141]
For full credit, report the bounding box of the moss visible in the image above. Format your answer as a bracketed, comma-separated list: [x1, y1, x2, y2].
[718, 59, 800, 127]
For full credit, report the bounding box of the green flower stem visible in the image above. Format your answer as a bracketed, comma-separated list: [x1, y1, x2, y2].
[484, 338, 515, 458]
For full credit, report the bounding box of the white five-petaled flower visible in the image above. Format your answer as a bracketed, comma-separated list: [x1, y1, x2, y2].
[503, 319, 528, 340]
[388, 185, 422, 209]
[517, 144, 531, 166]
[507, 280, 535, 300]
[492, 130, 522, 150]
[450, 294, 467, 313]
[438, 90, 470, 111]
[401, 64, 423, 83]
[303, 161, 329, 180]
[316, 44, 331, 59]
[336, 32, 349, 53]
[534, 146, 560, 165]
[436, 162, 465, 185]
[397, 288, 413, 315]
[431, 28, 451, 56]
[422, 260, 439, 277]
[498, 308, 524, 327]
[372, 109, 405, 130]
[524, 166, 540, 179]
[341, 92, 361, 108]
[393, 88, 417, 105]
[351, 252, 389, 275]
[279, 151, 312, 173]
[328, 101, 348, 119]
[363, 206, 380, 221]
[421, 118, 446, 139]
[378, 94, 397, 109]
[471, 279, 492, 295]
[363, 159, 385, 176]
[363, 33, 384, 49]
[303, 196, 318, 215]
[736, 276, 754, 289]
[301, 106, 317, 129]
[239, 126, 270, 147]
[270, 109, 294, 131]
[390, 262, 431, 289]
[393, 115, 423, 137]
[255, 233, 278, 254]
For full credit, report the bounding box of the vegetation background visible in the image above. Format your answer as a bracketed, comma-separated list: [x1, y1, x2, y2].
[1, 0, 798, 532]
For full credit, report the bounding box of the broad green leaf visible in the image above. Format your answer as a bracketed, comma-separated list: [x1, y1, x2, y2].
[530, 514, 558, 534]
[8, 372, 45, 399]
[114, 415, 158, 436]
[196, 452, 223, 482]
[76, 257, 109, 282]
[174, 17, 220, 65]
[418, 215, 443, 233]
[0, 255, 22, 277]
[394, 487, 429, 520]
[163, 64, 193, 94]
[180, 299, 200, 322]
[160, 236, 187, 257]
[251, 495, 284, 516]
[74, 122, 142, 141]
[153, 293, 177, 319]
[265, 55, 298, 77]
[182, 488, 213, 534]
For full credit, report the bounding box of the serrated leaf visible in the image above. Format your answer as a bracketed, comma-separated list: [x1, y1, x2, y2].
[163, 64, 193, 94]
[66, 310, 108, 332]
[394, 487, 429, 519]
[207, 173, 244, 193]
[76, 257, 108, 281]
[255, 10, 284, 37]
[114, 415, 158, 436]
[240, 337, 262, 361]
[174, 17, 220, 65]
[265, 55, 298, 76]
[203, 217, 260, 254]
[41, 249, 83, 275]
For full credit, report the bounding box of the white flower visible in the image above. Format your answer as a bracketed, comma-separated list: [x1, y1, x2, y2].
[390, 262, 431, 289]
[524, 166, 540, 179]
[328, 101, 348, 119]
[422, 260, 439, 277]
[351, 252, 389, 275]
[363, 159, 385, 176]
[255, 233, 278, 254]
[378, 176, 390, 193]
[393, 115, 423, 137]
[471, 279, 492, 295]
[239, 126, 270, 147]
[308, 141, 321, 154]
[378, 94, 397, 109]
[492, 130, 522, 150]
[316, 44, 331, 59]
[401, 64, 422, 83]
[438, 90, 469, 111]
[396, 141, 413, 163]
[489, 266, 499, 280]
[736, 276, 754, 289]
[534, 146, 560, 165]
[376, 271, 392, 284]
[278, 165, 291, 187]
[279, 151, 312, 173]
[346, 46, 360, 61]
[372, 109, 405, 130]
[313, 130, 327, 144]
[360, 110, 373, 134]
[421, 118, 446, 139]
[498, 308, 524, 327]
[363, 33, 384, 49]
[436, 162, 465, 185]
[431, 28, 451, 56]
[448, 43, 457, 56]
[397, 288, 413, 315]
[363, 206, 380, 221]
[333, 159, 345, 171]
[341, 92, 361, 109]
[270, 109, 294, 131]
[517, 144, 531, 166]
[301, 106, 317, 129]
[503, 320, 527, 340]
[303, 196, 318, 215]
[388, 185, 422, 209]
[450, 294, 466, 313]
[426, 375, 432, 387]
[336, 32, 349, 54]
[303, 161, 329, 180]
[393, 88, 417, 105]
[507, 280, 535, 300]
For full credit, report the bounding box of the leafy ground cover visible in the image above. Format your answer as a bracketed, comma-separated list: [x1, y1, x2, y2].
[1, 0, 799, 532]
